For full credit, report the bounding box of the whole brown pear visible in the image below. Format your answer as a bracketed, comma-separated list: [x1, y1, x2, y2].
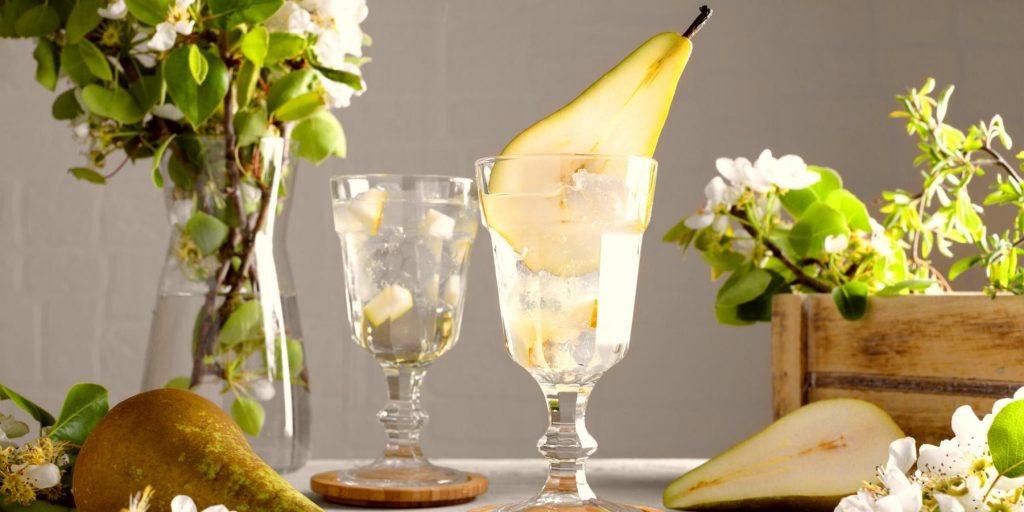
[73, 388, 321, 512]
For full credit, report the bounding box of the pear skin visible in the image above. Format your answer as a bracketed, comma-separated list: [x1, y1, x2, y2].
[72, 389, 320, 512]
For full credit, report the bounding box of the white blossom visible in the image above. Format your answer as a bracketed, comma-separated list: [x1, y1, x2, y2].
[754, 149, 820, 190]
[684, 211, 713, 230]
[824, 234, 849, 254]
[171, 495, 235, 512]
[868, 219, 894, 258]
[10, 463, 61, 490]
[148, 0, 195, 51]
[97, 0, 127, 19]
[72, 118, 90, 141]
[266, 1, 313, 34]
[716, 156, 772, 193]
[249, 379, 276, 402]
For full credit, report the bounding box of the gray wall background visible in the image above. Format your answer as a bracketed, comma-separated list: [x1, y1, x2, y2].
[1, 0, 1023, 459]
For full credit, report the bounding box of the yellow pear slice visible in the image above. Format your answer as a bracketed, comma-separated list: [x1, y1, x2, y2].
[663, 399, 905, 511]
[334, 188, 388, 235]
[363, 284, 414, 327]
[484, 8, 709, 276]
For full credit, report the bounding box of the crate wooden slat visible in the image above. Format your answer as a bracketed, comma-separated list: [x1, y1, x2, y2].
[772, 293, 1024, 445]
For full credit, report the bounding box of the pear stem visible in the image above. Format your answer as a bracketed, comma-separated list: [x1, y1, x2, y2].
[683, 5, 713, 39]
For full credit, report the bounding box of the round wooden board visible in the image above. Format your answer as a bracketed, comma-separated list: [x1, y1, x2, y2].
[470, 505, 660, 512]
[311, 471, 489, 508]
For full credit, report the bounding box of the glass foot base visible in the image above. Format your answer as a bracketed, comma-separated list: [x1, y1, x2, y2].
[336, 457, 467, 488]
[489, 496, 649, 512]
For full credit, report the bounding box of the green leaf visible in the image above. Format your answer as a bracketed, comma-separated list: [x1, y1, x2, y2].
[788, 202, 849, 258]
[716, 266, 772, 308]
[0, 0, 35, 37]
[265, 32, 306, 65]
[241, 25, 268, 67]
[231, 396, 265, 436]
[735, 270, 789, 322]
[150, 135, 175, 188]
[267, 68, 315, 113]
[286, 338, 303, 374]
[832, 282, 869, 320]
[32, 38, 59, 91]
[233, 107, 267, 147]
[164, 46, 229, 126]
[16, 4, 59, 36]
[129, 71, 166, 112]
[65, 0, 103, 41]
[0, 383, 55, 427]
[52, 89, 82, 120]
[124, 0, 169, 25]
[187, 44, 208, 84]
[313, 64, 362, 91]
[218, 300, 263, 348]
[990, 400, 1024, 478]
[61, 42, 97, 85]
[76, 39, 112, 81]
[273, 90, 324, 122]
[824, 189, 871, 232]
[81, 84, 145, 123]
[69, 167, 106, 184]
[184, 211, 229, 255]
[48, 383, 108, 445]
[235, 59, 259, 109]
[164, 377, 191, 389]
[780, 166, 843, 216]
[292, 110, 346, 163]
[231, 0, 281, 24]
[876, 279, 932, 296]
[949, 255, 982, 281]
[714, 304, 754, 326]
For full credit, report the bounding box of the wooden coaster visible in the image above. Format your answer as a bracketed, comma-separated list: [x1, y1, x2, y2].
[470, 505, 659, 512]
[311, 471, 489, 508]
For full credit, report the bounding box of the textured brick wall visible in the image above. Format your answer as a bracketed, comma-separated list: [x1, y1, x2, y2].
[1, 0, 1023, 459]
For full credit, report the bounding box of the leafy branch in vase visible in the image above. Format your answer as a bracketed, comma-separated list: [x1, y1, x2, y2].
[1, 0, 369, 433]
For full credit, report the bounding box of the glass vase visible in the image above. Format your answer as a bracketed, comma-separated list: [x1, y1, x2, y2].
[142, 135, 310, 473]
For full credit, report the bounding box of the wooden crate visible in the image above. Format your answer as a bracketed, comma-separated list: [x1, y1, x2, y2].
[771, 293, 1024, 445]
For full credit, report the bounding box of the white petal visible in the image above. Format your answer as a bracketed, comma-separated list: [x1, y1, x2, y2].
[715, 157, 740, 184]
[754, 149, 775, 171]
[97, 0, 127, 19]
[823, 234, 849, 254]
[711, 215, 729, 233]
[885, 437, 916, 474]
[173, 19, 194, 35]
[934, 493, 965, 512]
[249, 379, 276, 402]
[175, 0, 194, 9]
[321, 78, 356, 108]
[200, 507, 232, 512]
[148, 23, 177, 51]
[152, 103, 185, 121]
[684, 212, 714, 230]
[172, 496, 198, 512]
[15, 463, 61, 490]
[704, 177, 729, 206]
[835, 493, 876, 512]
[875, 483, 922, 512]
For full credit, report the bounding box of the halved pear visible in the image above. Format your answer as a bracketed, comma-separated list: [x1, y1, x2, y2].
[663, 399, 904, 511]
[484, 27, 697, 275]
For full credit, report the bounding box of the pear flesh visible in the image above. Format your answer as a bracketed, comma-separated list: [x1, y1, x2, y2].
[663, 399, 905, 511]
[73, 389, 321, 512]
[484, 32, 691, 277]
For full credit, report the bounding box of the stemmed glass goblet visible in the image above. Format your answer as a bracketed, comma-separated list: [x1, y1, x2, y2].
[329, 174, 478, 487]
[476, 154, 657, 511]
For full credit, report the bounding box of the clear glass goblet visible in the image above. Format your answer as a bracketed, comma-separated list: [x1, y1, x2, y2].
[476, 154, 657, 511]
[330, 174, 479, 487]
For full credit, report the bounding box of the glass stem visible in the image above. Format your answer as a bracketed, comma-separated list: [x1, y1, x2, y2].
[379, 366, 428, 460]
[538, 384, 597, 499]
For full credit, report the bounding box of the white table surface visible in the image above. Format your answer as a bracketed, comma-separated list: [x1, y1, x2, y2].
[288, 459, 704, 511]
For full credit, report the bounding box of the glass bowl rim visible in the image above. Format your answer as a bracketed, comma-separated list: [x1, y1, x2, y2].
[474, 153, 658, 167]
[329, 173, 475, 186]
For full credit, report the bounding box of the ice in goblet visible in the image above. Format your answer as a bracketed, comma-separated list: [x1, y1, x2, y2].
[330, 174, 478, 487]
[476, 154, 657, 511]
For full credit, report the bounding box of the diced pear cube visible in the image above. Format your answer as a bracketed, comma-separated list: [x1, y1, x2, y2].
[336, 188, 388, 235]
[421, 208, 456, 239]
[363, 284, 414, 327]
